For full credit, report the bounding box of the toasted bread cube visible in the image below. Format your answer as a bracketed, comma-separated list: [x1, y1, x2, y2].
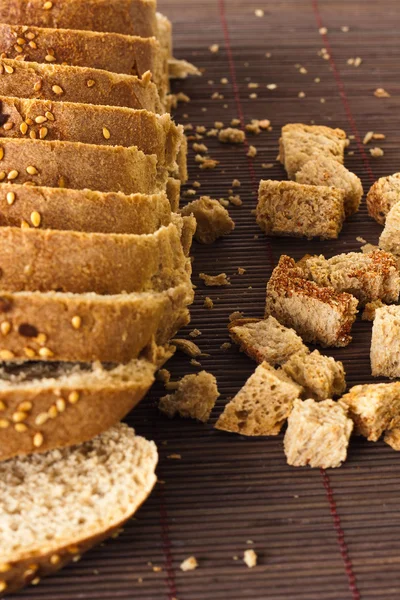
[228, 316, 307, 365]
[367, 173, 400, 224]
[159, 371, 219, 422]
[379, 201, 400, 256]
[279, 123, 348, 179]
[266, 256, 359, 347]
[371, 305, 400, 377]
[341, 382, 400, 441]
[300, 250, 400, 305]
[256, 180, 345, 240]
[384, 428, 400, 450]
[282, 350, 346, 401]
[215, 362, 302, 436]
[181, 196, 234, 244]
[284, 399, 353, 468]
[295, 155, 363, 217]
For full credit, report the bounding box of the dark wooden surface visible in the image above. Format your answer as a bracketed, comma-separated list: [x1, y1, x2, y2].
[10, 1, 400, 598]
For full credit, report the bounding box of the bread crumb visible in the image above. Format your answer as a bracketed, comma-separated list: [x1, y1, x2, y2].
[298, 91, 306, 98]
[229, 310, 244, 321]
[341, 25, 350, 32]
[299, 66, 308, 74]
[218, 127, 245, 144]
[319, 26, 328, 34]
[370, 147, 384, 157]
[374, 88, 391, 98]
[167, 454, 182, 459]
[159, 372, 219, 422]
[232, 178, 241, 187]
[200, 272, 231, 286]
[196, 125, 206, 133]
[157, 369, 171, 384]
[176, 92, 190, 103]
[356, 236, 367, 244]
[189, 328, 202, 338]
[199, 158, 219, 170]
[180, 557, 198, 571]
[262, 163, 274, 169]
[171, 338, 202, 357]
[233, 555, 239, 561]
[238, 267, 246, 274]
[220, 342, 232, 351]
[206, 128, 218, 137]
[363, 131, 374, 144]
[214, 121, 224, 129]
[219, 198, 230, 207]
[204, 296, 214, 309]
[247, 145, 257, 157]
[255, 8, 264, 16]
[192, 142, 208, 153]
[249, 93, 258, 99]
[152, 566, 162, 573]
[243, 549, 257, 568]
[190, 359, 202, 367]
[266, 83, 277, 90]
[229, 194, 242, 206]
[373, 133, 385, 140]
[209, 44, 219, 53]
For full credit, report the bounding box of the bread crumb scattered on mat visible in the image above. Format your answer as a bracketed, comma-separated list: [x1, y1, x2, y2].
[243, 549, 257, 568]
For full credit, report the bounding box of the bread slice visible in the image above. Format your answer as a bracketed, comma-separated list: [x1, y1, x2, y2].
[215, 362, 302, 436]
[371, 305, 400, 377]
[284, 398, 353, 469]
[0, 184, 172, 234]
[0, 97, 186, 181]
[0, 138, 164, 195]
[379, 201, 400, 256]
[367, 173, 400, 224]
[300, 251, 400, 305]
[0, 0, 158, 37]
[0, 344, 172, 461]
[295, 155, 363, 217]
[341, 382, 400, 441]
[0, 59, 163, 113]
[0, 423, 157, 597]
[159, 371, 219, 422]
[0, 222, 191, 294]
[282, 350, 346, 401]
[228, 316, 306, 365]
[0, 282, 192, 363]
[0, 24, 169, 101]
[266, 255, 359, 347]
[256, 180, 345, 240]
[279, 123, 348, 179]
[181, 196, 235, 244]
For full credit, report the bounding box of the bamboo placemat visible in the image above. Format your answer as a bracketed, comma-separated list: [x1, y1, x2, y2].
[12, 1, 400, 598]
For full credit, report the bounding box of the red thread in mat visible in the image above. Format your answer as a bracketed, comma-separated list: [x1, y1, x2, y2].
[321, 469, 361, 600]
[159, 482, 178, 600]
[311, 0, 375, 185]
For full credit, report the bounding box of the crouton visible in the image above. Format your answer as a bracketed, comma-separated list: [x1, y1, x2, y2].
[279, 123, 348, 179]
[266, 255, 359, 347]
[181, 196, 235, 244]
[215, 362, 302, 436]
[282, 350, 346, 401]
[284, 398, 353, 468]
[228, 316, 307, 365]
[256, 180, 345, 240]
[371, 305, 400, 377]
[159, 371, 219, 422]
[384, 428, 400, 450]
[295, 155, 363, 217]
[366, 173, 400, 224]
[341, 382, 400, 441]
[300, 250, 400, 305]
[379, 201, 400, 255]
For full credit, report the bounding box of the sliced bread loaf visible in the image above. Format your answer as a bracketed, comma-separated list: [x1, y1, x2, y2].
[0, 0, 158, 37]
[0, 24, 169, 100]
[0, 222, 191, 294]
[0, 346, 172, 461]
[0, 423, 158, 596]
[0, 97, 186, 181]
[0, 138, 164, 194]
[0, 282, 192, 363]
[0, 58, 163, 113]
[0, 184, 172, 234]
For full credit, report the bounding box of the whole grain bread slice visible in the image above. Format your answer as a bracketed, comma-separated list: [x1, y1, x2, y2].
[0, 24, 169, 101]
[0, 184, 172, 234]
[0, 423, 158, 597]
[0, 59, 163, 113]
[0, 97, 186, 181]
[0, 344, 173, 461]
[0, 138, 164, 195]
[0, 282, 192, 363]
[0, 222, 191, 294]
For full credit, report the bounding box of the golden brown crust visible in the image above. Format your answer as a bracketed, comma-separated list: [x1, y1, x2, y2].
[0, 97, 185, 180]
[0, 58, 163, 113]
[0, 137, 162, 195]
[0, 184, 171, 234]
[0, 224, 190, 294]
[0, 283, 192, 363]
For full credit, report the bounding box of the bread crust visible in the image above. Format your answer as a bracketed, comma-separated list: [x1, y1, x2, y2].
[0, 137, 163, 195]
[0, 283, 192, 363]
[0, 58, 163, 113]
[0, 223, 191, 294]
[0, 97, 186, 180]
[0, 184, 172, 234]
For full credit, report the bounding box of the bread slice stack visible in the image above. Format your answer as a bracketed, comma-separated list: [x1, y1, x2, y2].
[0, 1, 196, 594]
